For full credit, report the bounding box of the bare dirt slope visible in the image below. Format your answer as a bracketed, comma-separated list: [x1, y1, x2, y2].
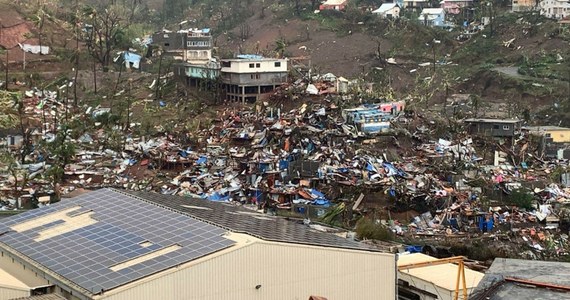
[218, 12, 390, 77]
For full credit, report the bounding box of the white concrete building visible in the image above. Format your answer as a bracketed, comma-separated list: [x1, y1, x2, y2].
[372, 3, 402, 18]
[221, 55, 288, 103]
[539, 0, 570, 19]
[0, 189, 396, 300]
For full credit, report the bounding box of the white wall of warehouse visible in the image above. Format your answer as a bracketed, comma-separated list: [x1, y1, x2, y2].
[98, 240, 396, 300]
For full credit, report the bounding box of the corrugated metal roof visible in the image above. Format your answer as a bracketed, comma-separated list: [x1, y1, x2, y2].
[123, 189, 381, 252]
[470, 258, 570, 300]
[464, 118, 521, 124]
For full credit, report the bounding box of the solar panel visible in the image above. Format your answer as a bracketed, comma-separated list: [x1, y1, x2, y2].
[0, 189, 236, 294]
[126, 190, 379, 252]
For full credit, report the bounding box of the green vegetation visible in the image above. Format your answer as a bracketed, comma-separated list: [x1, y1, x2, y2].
[518, 52, 568, 80]
[355, 217, 394, 241]
[505, 190, 534, 210]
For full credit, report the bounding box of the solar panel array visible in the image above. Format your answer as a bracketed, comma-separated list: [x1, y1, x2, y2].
[0, 189, 235, 294]
[125, 190, 379, 252]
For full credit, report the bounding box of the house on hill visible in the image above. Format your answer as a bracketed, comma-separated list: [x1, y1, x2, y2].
[372, 3, 402, 18]
[320, 0, 349, 10]
[464, 118, 522, 138]
[418, 8, 446, 27]
[539, 0, 570, 19]
[440, 0, 474, 14]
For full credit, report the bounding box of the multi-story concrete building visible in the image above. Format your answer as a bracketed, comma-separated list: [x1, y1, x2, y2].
[151, 28, 213, 62]
[220, 55, 288, 103]
[539, 0, 570, 19]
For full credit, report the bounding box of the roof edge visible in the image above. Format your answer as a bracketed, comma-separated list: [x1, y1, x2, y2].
[0, 242, 94, 298]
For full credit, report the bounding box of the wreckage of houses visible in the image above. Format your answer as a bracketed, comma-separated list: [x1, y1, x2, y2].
[0, 189, 396, 300]
[464, 118, 522, 138]
[220, 55, 288, 103]
[525, 125, 570, 159]
[341, 101, 405, 135]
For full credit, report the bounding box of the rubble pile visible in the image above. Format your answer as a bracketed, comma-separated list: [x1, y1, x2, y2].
[1, 85, 570, 261]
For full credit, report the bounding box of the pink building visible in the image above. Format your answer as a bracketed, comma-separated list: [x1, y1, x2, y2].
[320, 0, 349, 11]
[378, 101, 406, 114]
[440, 0, 473, 14]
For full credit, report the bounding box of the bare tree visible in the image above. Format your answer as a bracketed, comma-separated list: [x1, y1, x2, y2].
[82, 4, 129, 68]
[293, 0, 302, 15]
[239, 23, 251, 40]
[32, 7, 46, 56]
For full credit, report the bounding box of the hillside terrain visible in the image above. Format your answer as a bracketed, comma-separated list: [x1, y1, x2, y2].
[1, 0, 568, 125]
[214, 5, 569, 123]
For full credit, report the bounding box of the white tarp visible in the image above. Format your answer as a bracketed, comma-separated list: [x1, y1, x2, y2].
[19, 43, 50, 55]
[306, 84, 319, 95]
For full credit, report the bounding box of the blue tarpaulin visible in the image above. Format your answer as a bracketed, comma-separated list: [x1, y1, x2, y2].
[207, 192, 230, 201]
[307, 142, 315, 153]
[405, 246, 423, 253]
[259, 162, 269, 173]
[237, 54, 264, 60]
[310, 189, 331, 207]
[279, 160, 289, 170]
[383, 162, 407, 178]
[313, 199, 330, 206]
[251, 189, 263, 203]
[310, 189, 326, 199]
[479, 218, 494, 232]
[196, 156, 207, 165]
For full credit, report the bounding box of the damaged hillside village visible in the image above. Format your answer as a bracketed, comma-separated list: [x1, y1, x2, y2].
[0, 0, 570, 299]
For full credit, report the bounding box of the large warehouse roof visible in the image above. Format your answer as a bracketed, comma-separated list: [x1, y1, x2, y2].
[0, 188, 380, 297]
[124, 190, 379, 251]
[0, 189, 235, 294]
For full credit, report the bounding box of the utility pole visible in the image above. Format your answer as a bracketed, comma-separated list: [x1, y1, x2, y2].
[65, 81, 69, 122]
[93, 59, 97, 94]
[126, 78, 132, 132]
[74, 0, 79, 106]
[155, 47, 163, 101]
[432, 44, 436, 74]
[5, 49, 8, 91]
